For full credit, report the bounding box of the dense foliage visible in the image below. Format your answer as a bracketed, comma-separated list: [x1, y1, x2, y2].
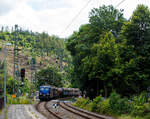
[35, 66, 63, 88]
[66, 5, 150, 98]
[74, 92, 150, 119]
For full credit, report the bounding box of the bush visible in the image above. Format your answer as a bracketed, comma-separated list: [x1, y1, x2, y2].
[132, 92, 146, 106]
[18, 96, 31, 104]
[73, 93, 150, 118]
[90, 96, 104, 112]
[131, 105, 145, 117]
[84, 102, 94, 111]
[109, 92, 132, 114]
[7, 95, 31, 104]
[74, 96, 104, 112]
[73, 97, 91, 109]
[97, 99, 113, 115]
[131, 92, 147, 117]
[73, 96, 113, 115]
[144, 113, 150, 119]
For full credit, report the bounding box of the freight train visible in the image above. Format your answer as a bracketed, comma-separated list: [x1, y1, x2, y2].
[39, 85, 80, 101]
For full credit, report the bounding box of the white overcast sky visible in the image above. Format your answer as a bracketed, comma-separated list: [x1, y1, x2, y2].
[0, 0, 149, 38]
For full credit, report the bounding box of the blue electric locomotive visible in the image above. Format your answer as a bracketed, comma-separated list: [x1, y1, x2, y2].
[39, 85, 81, 101]
[39, 85, 51, 100]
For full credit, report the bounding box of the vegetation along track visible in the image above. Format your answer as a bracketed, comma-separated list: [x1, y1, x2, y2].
[59, 102, 112, 119]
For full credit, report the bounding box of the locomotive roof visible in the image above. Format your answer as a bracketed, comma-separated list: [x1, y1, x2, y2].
[40, 85, 51, 88]
[40, 85, 56, 88]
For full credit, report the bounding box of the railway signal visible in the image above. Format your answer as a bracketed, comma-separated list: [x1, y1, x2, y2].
[21, 68, 25, 86]
[21, 68, 25, 78]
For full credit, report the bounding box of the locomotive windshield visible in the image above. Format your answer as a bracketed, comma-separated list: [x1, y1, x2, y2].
[40, 87, 44, 91]
[45, 87, 49, 90]
[40, 86, 50, 91]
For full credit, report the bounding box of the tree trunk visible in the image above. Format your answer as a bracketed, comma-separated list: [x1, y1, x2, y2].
[97, 79, 99, 96]
[47, 51, 48, 56]
[104, 81, 107, 98]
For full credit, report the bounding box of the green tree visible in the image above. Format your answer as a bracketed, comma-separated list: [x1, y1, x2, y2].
[66, 5, 126, 98]
[121, 4, 150, 94]
[36, 66, 62, 88]
[89, 5, 126, 39]
[82, 32, 121, 97]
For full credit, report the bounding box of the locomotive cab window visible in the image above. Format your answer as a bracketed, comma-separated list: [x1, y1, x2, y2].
[40, 87, 44, 90]
[45, 87, 49, 90]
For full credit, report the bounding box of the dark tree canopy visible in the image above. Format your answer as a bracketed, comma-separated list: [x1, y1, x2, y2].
[36, 66, 63, 88]
[66, 4, 150, 98]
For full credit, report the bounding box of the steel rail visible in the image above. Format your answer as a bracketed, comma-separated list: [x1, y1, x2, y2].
[63, 102, 109, 119]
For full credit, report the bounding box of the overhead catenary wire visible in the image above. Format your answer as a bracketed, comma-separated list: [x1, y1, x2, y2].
[62, 0, 92, 33]
[115, 0, 127, 8]
[62, 0, 127, 35]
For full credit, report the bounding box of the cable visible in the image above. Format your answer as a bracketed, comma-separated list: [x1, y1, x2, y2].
[62, 0, 126, 35]
[115, 0, 127, 8]
[62, 0, 92, 33]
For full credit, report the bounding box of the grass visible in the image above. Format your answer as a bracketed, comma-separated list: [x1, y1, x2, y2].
[119, 115, 141, 119]
[118, 113, 150, 119]
[7, 95, 33, 104]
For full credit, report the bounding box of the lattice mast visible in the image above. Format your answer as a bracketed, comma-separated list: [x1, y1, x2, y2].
[13, 25, 20, 95]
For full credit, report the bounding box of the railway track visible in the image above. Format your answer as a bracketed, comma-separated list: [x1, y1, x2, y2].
[36, 101, 64, 119]
[59, 102, 110, 119]
[36, 101, 114, 119]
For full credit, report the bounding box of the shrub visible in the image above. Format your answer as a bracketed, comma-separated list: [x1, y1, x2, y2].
[109, 92, 132, 114]
[144, 113, 150, 119]
[91, 96, 104, 112]
[73, 97, 91, 109]
[84, 102, 93, 111]
[93, 95, 104, 103]
[109, 92, 120, 112]
[131, 105, 145, 117]
[74, 96, 113, 115]
[7, 95, 31, 104]
[76, 96, 104, 112]
[131, 92, 147, 117]
[97, 99, 113, 115]
[132, 92, 146, 106]
[18, 96, 31, 104]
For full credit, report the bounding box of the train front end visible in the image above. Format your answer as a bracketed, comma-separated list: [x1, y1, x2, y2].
[39, 86, 51, 101]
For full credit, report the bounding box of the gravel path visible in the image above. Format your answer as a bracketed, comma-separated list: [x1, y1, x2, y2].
[8, 104, 47, 119]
